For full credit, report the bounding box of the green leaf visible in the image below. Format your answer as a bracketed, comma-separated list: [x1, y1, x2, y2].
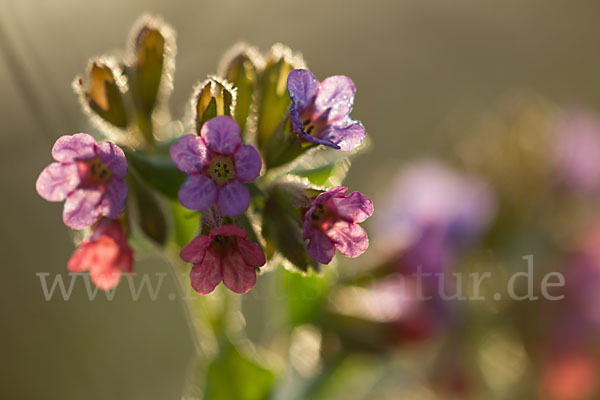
[220, 44, 260, 134]
[170, 200, 200, 249]
[124, 148, 186, 199]
[279, 267, 330, 326]
[261, 183, 318, 272]
[301, 354, 384, 400]
[264, 117, 309, 170]
[236, 212, 262, 250]
[204, 339, 276, 400]
[291, 158, 351, 187]
[128, 173, 167, 245]
[256, 44, 304, 152]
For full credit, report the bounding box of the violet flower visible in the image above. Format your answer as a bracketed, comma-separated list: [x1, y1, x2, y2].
[68, 218, 133, 290]
[287, 69, 366, 150]
[376, 161, 495, 274]
[170, 116, 261, 216]
[303, 187, 374, 264]
[180, 225, 266, 295]
[36, 133, 128, 230]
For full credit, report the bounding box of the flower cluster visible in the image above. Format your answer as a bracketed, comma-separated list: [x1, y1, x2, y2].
[36, 133, 131, 289]
[36, 15, 373, 295]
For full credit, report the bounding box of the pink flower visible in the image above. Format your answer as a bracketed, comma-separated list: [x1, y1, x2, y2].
[36, 133, 128, 229]
[180, 225, 266, 295]
[170, 116, 262, 217]
[303, 187, 374, 264]
[552, 110, 600, 194]
[68, 218, 133, 290]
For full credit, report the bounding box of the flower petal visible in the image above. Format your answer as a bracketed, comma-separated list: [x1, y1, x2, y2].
[222, 249, 256, 294]
[52, 133, 97, 162]
[90, 266, 122, 290]
[236, 237, 266, 267]
[100, 179, 128, 219]
[287, 69, 318, 110]
[190, 248, 223, 295]
[326, 220, 369, 258]
[210, 225, 247, 239]
[314, 76, 355, 123]
[306, 228, 336, 264]
[217, 181, 250, 217]
[36, 162, 80, 201]
[320, 120, 366, 151]
[180, 235, 211, 264]
[201, 115, 241, 155]
[298, 131, 342, 149]
[67, 241, 94, 272]
[330, 190, 374, 223]
[63, 187, 103, 229]
[234, 144, 262, 182]
[290, 103, 304, 133]
[178, 175, 217, 211]
[97, 141, 127, 179]
[170, 134, 209, 174]
[315, 187, 347, 205]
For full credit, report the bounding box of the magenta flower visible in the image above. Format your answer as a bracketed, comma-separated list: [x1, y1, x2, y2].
[170, 116, 261, 216]
[68, 218, 133, 290]
[36, 133, 128, 230]
[303, 187, 373, 264]
[180, 225, 266, 295]
[287, 69, 366, 150]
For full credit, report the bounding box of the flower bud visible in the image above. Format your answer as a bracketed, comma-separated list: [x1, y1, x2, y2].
[256, 44, 305, 151]
[192, 76, 237, 134]
[73, 60, 129, 129]
[126, 15, 175, 118]
[219, 44, 262, 134]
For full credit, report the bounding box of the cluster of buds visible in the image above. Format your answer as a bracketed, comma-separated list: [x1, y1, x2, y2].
[36, 15, 373, 294]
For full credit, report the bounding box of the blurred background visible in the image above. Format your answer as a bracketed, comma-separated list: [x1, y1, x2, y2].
[3, 0, 600, 399]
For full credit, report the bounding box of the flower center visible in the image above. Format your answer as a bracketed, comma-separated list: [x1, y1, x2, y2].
[302, 118, 322, 136]
[211, 234, 237, 255]
[310, 203, 333, 227]
[209, 155, 236, 185]
[79, 157, 113, 186]
[300, 107, 327, 137]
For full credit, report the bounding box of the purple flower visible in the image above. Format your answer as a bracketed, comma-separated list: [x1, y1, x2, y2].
[287, 69, 366, 151]
[303, 187, 373, 264]
[36, 133, 128, 230]
[170, 116, 261, 216]
[553, 110, 600, 194]
[375, 161, 495, 273]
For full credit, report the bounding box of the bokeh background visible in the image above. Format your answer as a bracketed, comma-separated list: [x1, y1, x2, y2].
[3, 0, 600, 399]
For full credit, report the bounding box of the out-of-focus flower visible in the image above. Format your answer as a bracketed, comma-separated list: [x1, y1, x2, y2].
[376, 160, 496, 273]
[287, 69, 366, 150]
[539, 352, 598, 400]
[552, 110, 600, 194]
[68, 218, 133, 290]
[180, 225, 265, 295]
[170, 116, 261, 216]
[556, 217, 600, 342]
[303, 187, 373, 264]
[36, 133, 128, 229]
